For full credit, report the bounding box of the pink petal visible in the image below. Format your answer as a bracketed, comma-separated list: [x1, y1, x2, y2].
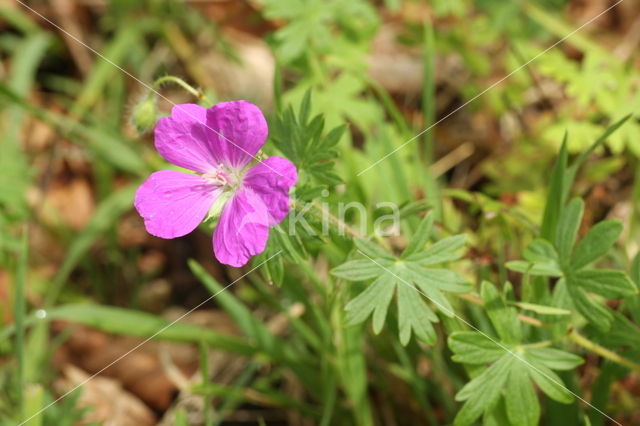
[154, 104, 221, 174]
[206, 100, 267, 170]
[135, 170, 221, 239]
[243, 157, 298, 225]
[213, 189, 270, 267]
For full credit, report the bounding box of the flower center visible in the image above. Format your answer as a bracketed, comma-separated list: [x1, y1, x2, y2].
[203, 170, 230, 186]
[202, 163, 246, 194]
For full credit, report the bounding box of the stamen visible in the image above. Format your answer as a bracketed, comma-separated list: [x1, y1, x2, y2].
[203, 165, 229, 186]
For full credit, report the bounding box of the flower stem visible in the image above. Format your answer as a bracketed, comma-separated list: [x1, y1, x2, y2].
[152, 75, 212, 104]
[568, 330, 640, 372]
[310, 200, 364, 239]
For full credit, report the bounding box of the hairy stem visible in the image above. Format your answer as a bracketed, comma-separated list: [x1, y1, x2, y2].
[568, 330, 640, 372]
[152, 75, 211, 104]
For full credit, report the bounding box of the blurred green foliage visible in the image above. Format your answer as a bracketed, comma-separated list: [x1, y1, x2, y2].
[1, 0, 640, 425]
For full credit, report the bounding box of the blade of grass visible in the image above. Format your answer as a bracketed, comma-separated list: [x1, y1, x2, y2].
[564, 115, 632, 201]
[0, 4, 40, 34]
[0, 84, 147, 175]
[47, 183, 138, 304]
[540, 132, 568, 240]
[421, 19, 443, 224]
[14, 227, 28, 421]
[22, 385, 43, 426]
[70, 22, 147, 119]
[48, 304, 254, 354]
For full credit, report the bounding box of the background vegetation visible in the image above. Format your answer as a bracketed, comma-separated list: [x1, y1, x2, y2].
[1, 0, 640, 425]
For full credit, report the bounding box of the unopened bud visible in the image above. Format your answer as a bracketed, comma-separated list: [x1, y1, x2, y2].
[132, 95, 158, 134]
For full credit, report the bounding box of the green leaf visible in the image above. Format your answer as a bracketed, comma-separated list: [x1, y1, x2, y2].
[556, 198, 584, 264]
[49, 184, 137, 302]
[354, 238, 395, 260]
[511, 302, 571, 316]
[299, 89, 312, 125]
[190, 259, 296, 361]
[454, 355, 515, 426]
[588, 311, 640, 349]
[565, 115, 632, 192]
[528, 364, 574, 403]
[523, 239, 559, 263]
[345, 273, 395, 330]
[190, 260, 267, 340]
[541, 134, 568, 241]
[505, 260, 562, 277]
[568, 285, 613, 330]
[405, 234, 467, 265]
[271, 224, 307, 263]
[331, 259, 385, 281]
[505, 367, 540, 426]
[480, 281, 521, 344]
[49, 304, 253, 354]
[509, 238, 563, 276]
[570, 220, 623, 270]
[396, 281, 437, 345]
[631, 252, 640, 289]
[405, 264, 472, 293]
[270, 93, 345, 194]
[526, 348, 583, 370]
[416, 284, 455, 317]
[402, 211, 433, 258]
[573, 269, 638, 299]
[448, 332, 505, 364]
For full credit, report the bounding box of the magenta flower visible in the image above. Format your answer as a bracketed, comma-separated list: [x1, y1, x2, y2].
[134, 101, 297, 267]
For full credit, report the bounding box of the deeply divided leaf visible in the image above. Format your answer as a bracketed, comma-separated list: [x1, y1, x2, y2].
[570, 220, 623, 270]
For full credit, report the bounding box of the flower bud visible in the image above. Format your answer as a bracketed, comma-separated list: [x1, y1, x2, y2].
[131, 95, 158, 134]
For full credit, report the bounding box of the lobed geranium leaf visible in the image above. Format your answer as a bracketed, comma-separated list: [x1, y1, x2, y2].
[585, 311, 640, 349]
[451, 344, 578, 424]
[572, 269, 638, 299]
[570, 219, 622, 270]
[454, 355, 515, 426]
[405, 263, 471, 293]
[345, 273, 395, 329]
[339, 227, 468, 344]
[505, 367, 540, 426]
[270, 91, 344, 198]
[527, 364, 574, 404]
[402, 211, 434, 258]
[523, 238, 559, 263]
[331, 259, 385, 281]
[505, 260, 563, 277]
[510, 193, 634, 329]
[405, 234, 467, 265]
[480, 281, 521, 344]
[526, 347, 583, 370]
[354, 238, 395, 260]
[448, 332, 505, 364]
[568, 285, 613, 330]
[396, 280, 437, 345]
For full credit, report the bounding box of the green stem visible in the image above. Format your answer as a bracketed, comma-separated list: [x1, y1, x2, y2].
[152, 75, 212, 104]
[458, 293, 640, 371]
[293, 200, 394, 251]
[522, 340, 554, 349]
[569, 330, 640, 372]
[292, 200, 363, 239]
